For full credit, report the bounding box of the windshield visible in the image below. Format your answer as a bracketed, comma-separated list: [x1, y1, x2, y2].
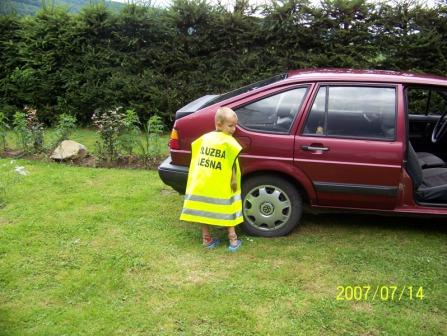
[202, 73, 288, 108]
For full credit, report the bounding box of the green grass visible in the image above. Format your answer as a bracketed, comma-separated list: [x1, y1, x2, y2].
[0, 159, 446, 335]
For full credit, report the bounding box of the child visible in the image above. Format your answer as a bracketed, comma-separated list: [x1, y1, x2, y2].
[180, 107, 243, 252]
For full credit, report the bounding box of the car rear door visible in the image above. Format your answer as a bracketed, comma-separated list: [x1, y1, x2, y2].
[294, 84, 404, 210]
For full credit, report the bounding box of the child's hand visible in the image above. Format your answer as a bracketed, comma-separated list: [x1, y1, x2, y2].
[231, 163, 238, 192]
[231, 180, 237, 192]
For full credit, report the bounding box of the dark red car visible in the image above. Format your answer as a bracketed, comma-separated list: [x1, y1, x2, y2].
[159, 69, 447, 236]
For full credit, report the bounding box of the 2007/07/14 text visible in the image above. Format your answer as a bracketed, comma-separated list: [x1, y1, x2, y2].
[336, 285, 424, 302]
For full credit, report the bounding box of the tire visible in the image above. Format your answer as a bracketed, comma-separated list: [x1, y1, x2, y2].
[241, 175, 303, 237]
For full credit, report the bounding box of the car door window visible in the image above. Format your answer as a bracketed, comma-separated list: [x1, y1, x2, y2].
[407, 87, 447, 116]
[303, 86, 396, 140]
[235, 87, 307, 133]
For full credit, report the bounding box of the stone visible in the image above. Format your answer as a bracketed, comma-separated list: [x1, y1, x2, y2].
[50, 140, 87, 161]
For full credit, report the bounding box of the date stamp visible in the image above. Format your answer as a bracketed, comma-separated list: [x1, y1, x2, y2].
[336, 285, 425, 302]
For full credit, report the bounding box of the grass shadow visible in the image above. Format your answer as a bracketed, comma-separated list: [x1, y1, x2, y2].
[0, 307, 15, 336]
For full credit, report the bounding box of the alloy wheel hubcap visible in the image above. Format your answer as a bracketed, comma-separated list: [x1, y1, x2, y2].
[260, 202, 274, 216]
[243, 184, 291, 231]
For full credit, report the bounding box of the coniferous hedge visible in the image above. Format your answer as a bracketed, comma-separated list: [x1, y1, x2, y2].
[0, 0, 446, 126]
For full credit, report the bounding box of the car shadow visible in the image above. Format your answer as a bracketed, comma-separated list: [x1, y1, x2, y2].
[299, 212, 447, 234]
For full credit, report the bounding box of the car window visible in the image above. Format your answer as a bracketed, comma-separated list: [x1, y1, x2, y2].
[407, 87, 447, 116]
[202, 73, 288, 109]
[303, 86, 396, 140]
[407, 88, 429, 115]
[235, 87, 307, 133]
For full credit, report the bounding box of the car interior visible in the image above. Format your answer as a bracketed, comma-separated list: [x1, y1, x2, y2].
[303, 109, 396, 140]
[406, 86, 447, 205]
[406, 143, 447, 204]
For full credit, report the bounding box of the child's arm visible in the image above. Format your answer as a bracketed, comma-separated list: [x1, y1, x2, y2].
[231, 162, 237, 192]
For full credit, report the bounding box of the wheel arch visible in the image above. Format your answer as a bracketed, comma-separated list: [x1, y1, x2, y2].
[241, 169, 313, 205]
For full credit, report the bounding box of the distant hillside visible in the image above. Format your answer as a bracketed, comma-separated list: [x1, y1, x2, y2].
[0, 0, 126, 15]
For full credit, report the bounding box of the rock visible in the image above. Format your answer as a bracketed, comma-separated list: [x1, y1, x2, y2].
[50, 140, 87, 161]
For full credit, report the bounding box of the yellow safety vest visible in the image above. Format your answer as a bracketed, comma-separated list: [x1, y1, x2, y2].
[180, 131, 243, 227]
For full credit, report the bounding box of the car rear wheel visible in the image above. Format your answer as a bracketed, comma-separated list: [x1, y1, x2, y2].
[241, 175, 302, 237]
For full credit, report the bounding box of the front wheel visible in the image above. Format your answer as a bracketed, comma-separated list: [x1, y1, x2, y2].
[241, 175, 303, 237]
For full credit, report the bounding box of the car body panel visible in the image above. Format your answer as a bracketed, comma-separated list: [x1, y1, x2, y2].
[294, 136, 403, 209]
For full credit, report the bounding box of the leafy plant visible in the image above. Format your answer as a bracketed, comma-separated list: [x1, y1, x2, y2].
[92, 107, 125, 164]
[12, 106, 46, 154]
[49, 113, 77, 151]
[0, 112, 9, 151]
[139, 114, 164, 164]
[118, 108, 140, 157]
[12, 110, 30, 152]
[24, 106, 44, 153]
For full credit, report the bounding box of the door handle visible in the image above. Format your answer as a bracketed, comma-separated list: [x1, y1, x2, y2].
[301, 145, 329, 152]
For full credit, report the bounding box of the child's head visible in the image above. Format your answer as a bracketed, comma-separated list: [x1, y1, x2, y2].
[215, 107, 238, 135]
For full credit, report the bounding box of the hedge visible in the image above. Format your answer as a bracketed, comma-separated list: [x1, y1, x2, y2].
[0, 0, 446, 126]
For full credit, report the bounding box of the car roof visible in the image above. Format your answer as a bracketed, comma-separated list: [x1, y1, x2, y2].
[285, 68, 447, 86]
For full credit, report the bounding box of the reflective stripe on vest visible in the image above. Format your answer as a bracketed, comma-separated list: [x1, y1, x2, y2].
[181, 208, 243, 221]
[184, 194, 241, 205]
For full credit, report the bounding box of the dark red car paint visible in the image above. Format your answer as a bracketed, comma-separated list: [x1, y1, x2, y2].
[162, 69, 447, 221]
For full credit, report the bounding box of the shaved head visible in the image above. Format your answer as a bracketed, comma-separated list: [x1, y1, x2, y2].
[215, 107, 237, 125]
[215, 107, 238, 135]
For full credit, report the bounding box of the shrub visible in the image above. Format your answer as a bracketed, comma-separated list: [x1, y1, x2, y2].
[12, 110, 30, 152]
[24, 106, 44, 153]
[92, 107, 125, 164]
[49, 113, 77, 150]
[139, 114, 165, 164]
[118, 108, 140, 157]
[0, 111, 9, 151]
[12, 106, 46, 154]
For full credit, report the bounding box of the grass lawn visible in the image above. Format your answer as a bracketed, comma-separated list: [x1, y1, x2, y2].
[0, 159, 446, 335]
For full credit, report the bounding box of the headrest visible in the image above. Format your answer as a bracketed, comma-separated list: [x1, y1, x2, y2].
[277, 106, 292, 118]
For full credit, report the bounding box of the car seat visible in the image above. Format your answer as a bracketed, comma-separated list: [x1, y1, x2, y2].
[416, 151, 445, 169]
[276, 106, 294, 130]
[406, 143, 447, 203]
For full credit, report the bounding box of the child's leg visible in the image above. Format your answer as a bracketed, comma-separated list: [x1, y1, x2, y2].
[227, 226, 238, 246]
[202, 225, 213, 245]
[202, 225, 220, 249]
[227, 226, 242, 251]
